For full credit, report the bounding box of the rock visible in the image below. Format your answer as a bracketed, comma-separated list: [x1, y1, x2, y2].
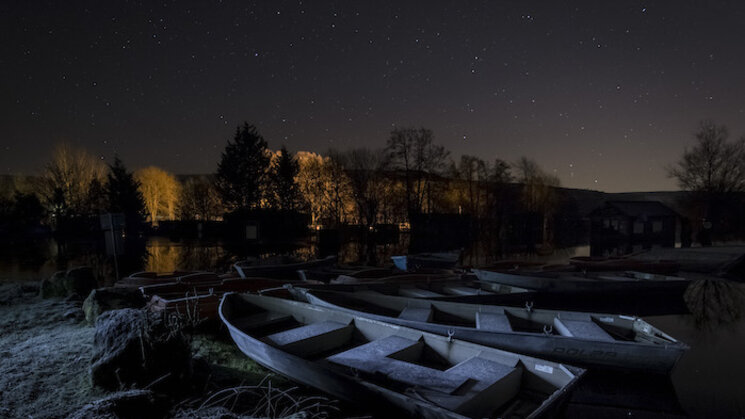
[65, 293, 84, 304]
[90, 309, 192, 393]
[40, 267, 98, 299]
[63, 266, 98, 297]
[0, 284, 24, 305]
[83, 287, 147, 325]
[40, 270, 67, 298]
[63, 308, 85, 322]
[67, 389, 167, 419]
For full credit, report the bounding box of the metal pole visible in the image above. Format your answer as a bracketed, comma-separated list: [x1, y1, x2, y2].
[110, 213, 120, 281]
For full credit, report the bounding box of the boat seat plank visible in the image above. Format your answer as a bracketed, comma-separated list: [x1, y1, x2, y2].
[327, 335, 421, 374]
[327, 335, 469, 394]
[429, 357, 522, 416]
[381, 359, 469, 394]
[554, 318, 615, 341]
[475, 312, 512, 332]
[446, 357, 517, 392]
[264, 321, 353, 357]
[442, 286, 485, 296]
[398, 288, 443, 298]
[232, 311, 293, 331]
[398, 307, 433, 322]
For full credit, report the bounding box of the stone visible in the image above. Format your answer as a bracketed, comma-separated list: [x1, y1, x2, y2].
[67, 389, 167, 419]
[64, 266, 98, 297]
[63, 308, 85, 322]
[90, 308, 192, 394]
[39, 270, 67, 298]
[83, 287, 147, 325]
[40, 267, 99, 299]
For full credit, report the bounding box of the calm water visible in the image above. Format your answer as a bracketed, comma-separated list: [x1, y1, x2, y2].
[1, 236, 743, 417]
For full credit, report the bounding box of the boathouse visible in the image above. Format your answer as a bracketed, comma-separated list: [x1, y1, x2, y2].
[589, 201, 680, 256]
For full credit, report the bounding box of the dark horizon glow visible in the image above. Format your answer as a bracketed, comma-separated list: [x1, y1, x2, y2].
[2, 1, 745, 192]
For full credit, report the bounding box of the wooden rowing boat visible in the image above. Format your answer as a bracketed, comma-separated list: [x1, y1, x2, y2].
[233, 255, 337, 279]
[115, 271, 221, 288]
[297, 266, 393, 282]
[220, 292, 584, 418]
[292, 288, 688, 373]
[291, 275, 528, 298]
[142, 277, 305, 320]
[392, 251, 461, 272]
[569, 256, 680, 275]
[472, 268, 691, 294]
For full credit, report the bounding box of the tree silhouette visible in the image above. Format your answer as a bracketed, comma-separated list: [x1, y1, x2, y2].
[178, 176, 223, 221]
[105, 156, 145, 230]
[515, 157, 561, 246]
[215, 123, 270, 211]
[386, 127, 449, 218]
[668, 120, 745, 242]
[339, 148, 390, 227]
[267, 146, 302, 211]
[668, 120, 745, 194]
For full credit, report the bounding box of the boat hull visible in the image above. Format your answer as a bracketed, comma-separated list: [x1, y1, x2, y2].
[220, 293, 583, 418]
[473, 268, 691, 294]
[301, 291, 687, 373]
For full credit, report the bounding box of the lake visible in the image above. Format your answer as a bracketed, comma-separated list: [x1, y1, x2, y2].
[1, 235, 743, 417]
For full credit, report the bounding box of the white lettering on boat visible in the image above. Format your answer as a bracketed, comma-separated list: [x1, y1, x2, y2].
[535, 364, 554, 374]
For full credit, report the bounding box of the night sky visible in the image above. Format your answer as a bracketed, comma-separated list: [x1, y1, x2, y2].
[2, 1, 745, 192]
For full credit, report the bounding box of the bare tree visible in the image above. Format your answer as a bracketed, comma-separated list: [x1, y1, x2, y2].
[178, 176, 223, 221]
[135, 166, 181, 225]
[339, 148, 390, 227]
[296, 151, 354, 227]
[38, 143, 107, 218]
[325, 149, 356, 225]
[386, 127, 449, 218]
[668, 120, 745, 194]
[515, 157, 561, 245]
[452, 155, 489, 216]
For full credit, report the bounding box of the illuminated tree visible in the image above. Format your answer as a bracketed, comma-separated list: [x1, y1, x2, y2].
[135, 166, 181, 225]
[296, 151, 354, 226]
[215, 123, 270, 211]
[38, 143, 107, 217]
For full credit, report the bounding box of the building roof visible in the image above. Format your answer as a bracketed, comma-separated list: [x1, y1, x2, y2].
[591, 200, 679, 218]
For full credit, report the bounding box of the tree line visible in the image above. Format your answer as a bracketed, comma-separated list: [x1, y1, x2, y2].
[3, 118, 743, 245]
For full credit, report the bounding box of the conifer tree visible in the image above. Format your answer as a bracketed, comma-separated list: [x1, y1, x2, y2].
[215, 123, 270, 211]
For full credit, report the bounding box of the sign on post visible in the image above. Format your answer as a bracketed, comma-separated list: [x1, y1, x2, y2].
[100, 213, 125, 280]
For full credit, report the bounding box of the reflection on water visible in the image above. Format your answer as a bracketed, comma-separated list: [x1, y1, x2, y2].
[145, 238, 234, 273]
[0, 240, 59, 282]
[648, 312, 745, 418]
[0, 235, 592, 280]
[564, 370, 685, 418]
[684, 278, 745, 327]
